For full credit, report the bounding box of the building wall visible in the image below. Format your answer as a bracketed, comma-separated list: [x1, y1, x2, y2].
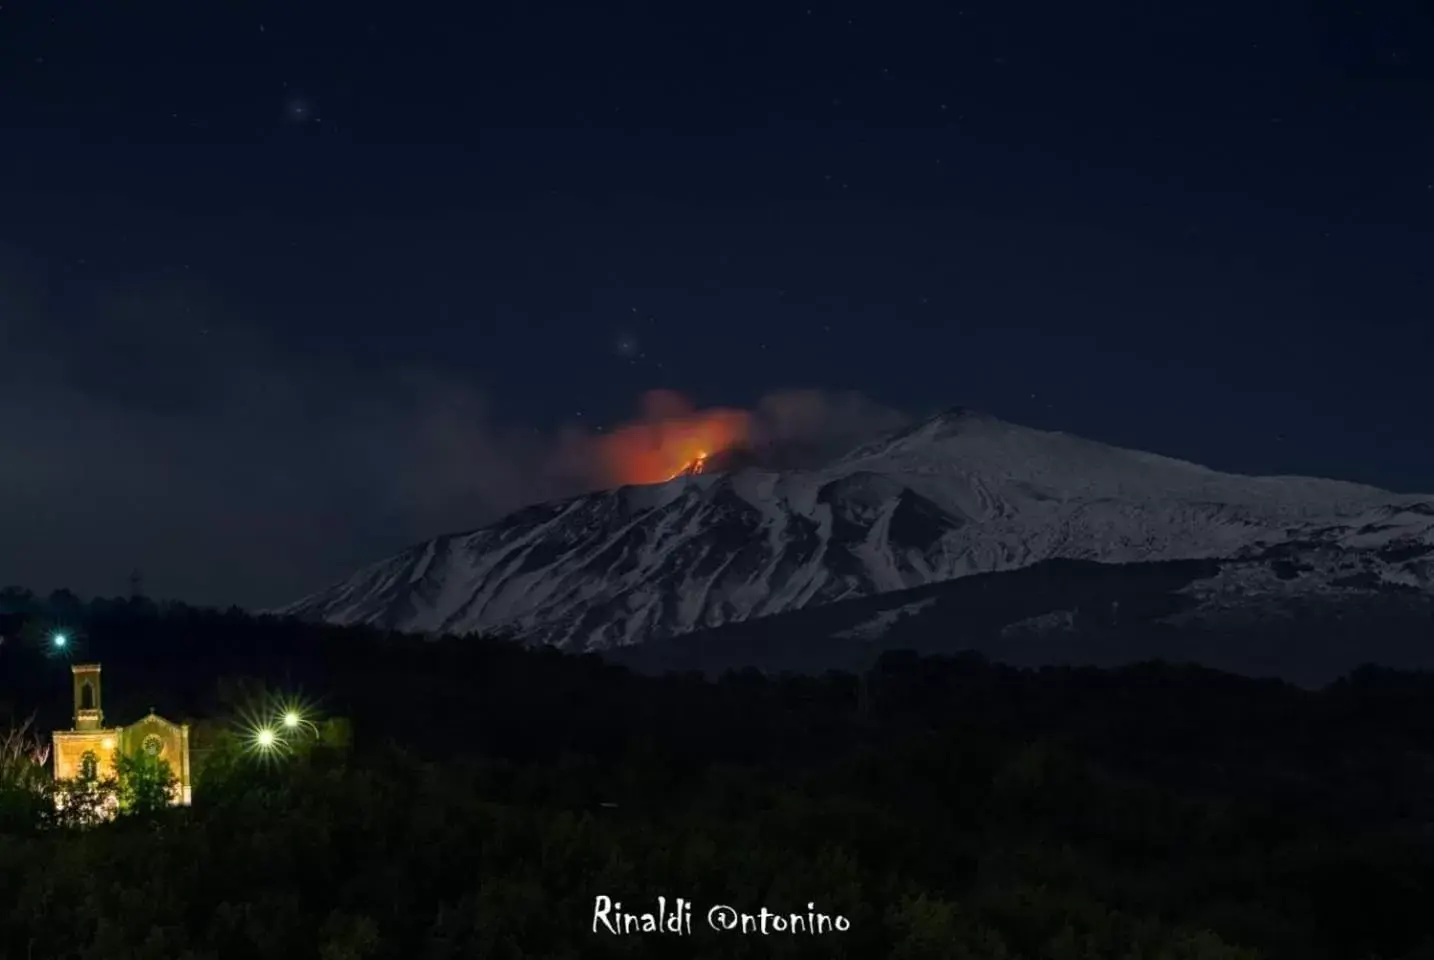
[119, 713, 192, 805]
[52, 729, 120, 781]
[71, 664, 104, 731]
[51, 664, 193, 808]
[51, 715, 193, 806]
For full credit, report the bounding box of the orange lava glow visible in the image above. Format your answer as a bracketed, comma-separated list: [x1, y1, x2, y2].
[678, 451, 709, 478]
[596, 390, 750, 485]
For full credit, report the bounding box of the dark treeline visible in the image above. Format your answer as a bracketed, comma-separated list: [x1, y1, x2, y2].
[3, 586, 1434, 957]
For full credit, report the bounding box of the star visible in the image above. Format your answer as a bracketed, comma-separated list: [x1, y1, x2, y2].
[284, 97, 315, 123]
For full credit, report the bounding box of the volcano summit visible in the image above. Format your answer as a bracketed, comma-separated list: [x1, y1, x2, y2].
[277, 410, 1434, 652]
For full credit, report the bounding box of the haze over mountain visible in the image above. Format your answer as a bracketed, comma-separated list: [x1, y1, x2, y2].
[278, 410, 1434, 658]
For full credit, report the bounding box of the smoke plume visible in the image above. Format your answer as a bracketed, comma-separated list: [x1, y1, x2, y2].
[0, 260, 907, 607]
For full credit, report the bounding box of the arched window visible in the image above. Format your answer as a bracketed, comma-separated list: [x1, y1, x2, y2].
[79, 750, 98, 781]
[79, 681, 95, 710]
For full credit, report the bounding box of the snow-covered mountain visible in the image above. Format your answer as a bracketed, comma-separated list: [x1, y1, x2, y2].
[276, 409, 1434, 649]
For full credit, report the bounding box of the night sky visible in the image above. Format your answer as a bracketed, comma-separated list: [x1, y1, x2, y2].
[2, 0, 1431, 608]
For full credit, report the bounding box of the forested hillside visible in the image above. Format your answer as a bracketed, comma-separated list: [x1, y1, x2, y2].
[2, 587, 1434, 958]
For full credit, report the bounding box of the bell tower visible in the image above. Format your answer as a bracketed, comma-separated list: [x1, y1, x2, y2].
[71, 663, 103, 731]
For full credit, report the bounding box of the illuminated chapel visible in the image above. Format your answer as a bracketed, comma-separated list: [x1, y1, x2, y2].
[51, 663, 193, 806]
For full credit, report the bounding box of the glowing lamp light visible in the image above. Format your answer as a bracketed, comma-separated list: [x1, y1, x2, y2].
[241, 718, 291, 760]
[101, 737, 115, 750]
[237, 694, 317, 757]
[273, 697, 319, 737]
[51, 633, 68, 648]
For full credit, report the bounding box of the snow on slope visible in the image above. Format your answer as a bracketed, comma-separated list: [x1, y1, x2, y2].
[275, 409, 1434, 649]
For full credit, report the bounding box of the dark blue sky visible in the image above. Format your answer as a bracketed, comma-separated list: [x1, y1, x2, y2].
[1, 0, 1431, 605]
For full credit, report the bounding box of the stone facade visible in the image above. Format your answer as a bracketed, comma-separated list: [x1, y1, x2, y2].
[51, 664, 193, 806]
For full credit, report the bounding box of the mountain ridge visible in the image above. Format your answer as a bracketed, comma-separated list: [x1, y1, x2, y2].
[275, 410, 1434, 651]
